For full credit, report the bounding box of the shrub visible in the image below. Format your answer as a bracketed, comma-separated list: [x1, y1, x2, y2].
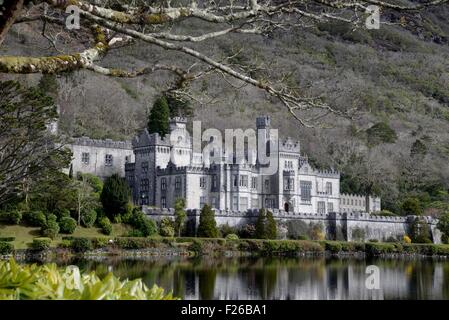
[129, 209, 158, 237]
[0, 259, 176, 300]
[100, 174, 130, 219]
[442, 234, 449, 244]
[308, 222, 325, 241]
[113, 215, 122, 224]
[8, 210, 22, 225]
[30, 238, 51, 251]
[225, 233, 239, 240]
[26, 211, 46, 227]
[403, 235, 412, 243]
[220, 223, 237, 238]
[56, 209, 70, 220]
[81, 209, 97, 228]
[98, 217, 112, 235]
[71, 238, 93, 252]
[93, 237, 109, 248]
[159, 217, 175, 237]
[366, 122, 397, 146]
[197, 205, 219, 238]
[325, 241, 342, 253]
[41, 214, 60, 239]
[401, 198, 423, 216]
[59, 217, 77, 234]
[409, 216, 431, 243]
[351, 227, 366, 242]
[238, 224, 256, 239]
[385, 236, 398, 243]
[0, 242, 14, 255]
[365, 242, 396, 256]
[0, 237, 15, 242]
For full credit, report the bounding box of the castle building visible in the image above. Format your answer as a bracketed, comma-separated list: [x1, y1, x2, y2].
[125, 116, 342, 213]
[67, 136, 134, 179]
[339, 194, 381, 213]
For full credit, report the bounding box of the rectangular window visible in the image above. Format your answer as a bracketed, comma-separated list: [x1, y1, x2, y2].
[317, 201, 326, 214]
[125, 156, 130, 163]
[161, 197, 166, 208]
[175, 176, 181, 190]
[343, 198, 346, 205]
[81, 152, 90, 164]
[200, 196, 206, 208]
[240, 197, 248, 211]
[142, 161, 149, 173]
[300, 181, 312, 202]
[105, 154, 113, 166]
[284, 177, 295, 191]
[326, 182, 332, 195]
[161, 178, 167, 191]
[232, 196, 238, 210]
[265, 198, 274, 208]
[239, 175, 248, 187]
[328, 202, 334, 213]
[200, 176, 206, 188]
[251, 177, 257, 189]
[212, 175, 218, 190]
[264, 179, 270, 191]
[233, 175, 238, 187]
[211, 197, 217, 209]
[251, 198, 258, 208]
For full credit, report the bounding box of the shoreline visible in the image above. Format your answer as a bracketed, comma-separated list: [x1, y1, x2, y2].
[2, 237, 449, 262]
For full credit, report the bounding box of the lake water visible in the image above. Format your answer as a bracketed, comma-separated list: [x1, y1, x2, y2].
[42, 256, 449, 300]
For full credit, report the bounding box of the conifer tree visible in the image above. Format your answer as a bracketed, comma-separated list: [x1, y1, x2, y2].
[147, 96, 170, 137]
[197, 204, 218, 238]
[174, 198, 187, 237]
[265, 211, 277, 239]
[100, 174, 130, 219]
[255, 208, 267, 239]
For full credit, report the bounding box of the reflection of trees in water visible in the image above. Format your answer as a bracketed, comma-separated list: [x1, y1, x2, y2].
[44, 256, 449, 300]
[199, 269, 217, 300]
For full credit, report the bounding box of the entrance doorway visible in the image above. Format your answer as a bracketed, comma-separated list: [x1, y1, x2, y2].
[284, 202, 290, 212]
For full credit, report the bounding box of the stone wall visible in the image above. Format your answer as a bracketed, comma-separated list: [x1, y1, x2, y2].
[142, 207, 442, 243]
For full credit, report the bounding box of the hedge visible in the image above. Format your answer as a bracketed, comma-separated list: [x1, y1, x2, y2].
[71, 238, 93, 252]
[0, 237, 15, 242]
[0, 241, 14, 255]
[30, 238, 52, 251]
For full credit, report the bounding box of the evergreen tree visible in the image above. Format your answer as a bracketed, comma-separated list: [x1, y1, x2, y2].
[265, 211, 277, 239]
[255, 208, 267, 239]
[147, 96, 170, 137]
[100, 174, 130, 219]
[197, 204, 218, 238]
[174, 198, 187, 237]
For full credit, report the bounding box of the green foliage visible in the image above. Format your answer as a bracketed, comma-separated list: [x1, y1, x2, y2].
[225, 233, 239, 240]
[325, 241, 343, 253]
[0, 259, 176, 300]
[100, 174, 130, 219]
[59, 217, 77, 234]
[365, 242, 397, 256]
[71, 238, 93, 253]
[76, 173, 103, 194]
[147, 96, 170, 137]
[166, 94, 193, 117]
[41, 214, 60, 239]
[238, 224, 256, 239]
[366, 122, 397, 146]
[0, 81, 70, 204]
[174, 198, 187, 237]
[197, 205, 219, 238]
[56, 209, 70, 220]
[437, 212, 449, 240]
[0, 237, 15, 242]
[26, 211, 47, 227]
[401, 197, 423, 215]
[30, 238, 52, 251]
[255, 209, 277, 239]
[81, 209, 97, 228]
[0, 242, 14, 255]
[159, 217, 175, 237]
[220, 223, 238, 238]
[129, 209, 158, 237]
[411, 139, 428, 157]
[351, 227, 366, 242]
[98, 217, 112, 236]
[8, 210, 22, 225]
[409, 216, 432, 243]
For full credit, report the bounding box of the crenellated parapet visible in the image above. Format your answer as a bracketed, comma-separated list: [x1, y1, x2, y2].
[70, 136, 132, 150]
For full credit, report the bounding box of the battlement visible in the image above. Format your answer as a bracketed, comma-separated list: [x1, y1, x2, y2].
[71, 136, 132, 150]
[170, 117, 188, 124]
[314, 169, 340, 178]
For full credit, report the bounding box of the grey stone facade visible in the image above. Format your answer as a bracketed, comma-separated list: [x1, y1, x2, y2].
[340, 193, 381, 213]
[126, 116, 341, 214]
[66, 136, 134, 179]
[142, 207, 442, 243]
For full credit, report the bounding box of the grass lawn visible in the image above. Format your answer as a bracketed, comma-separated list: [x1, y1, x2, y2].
[0, 223, 132, 249]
